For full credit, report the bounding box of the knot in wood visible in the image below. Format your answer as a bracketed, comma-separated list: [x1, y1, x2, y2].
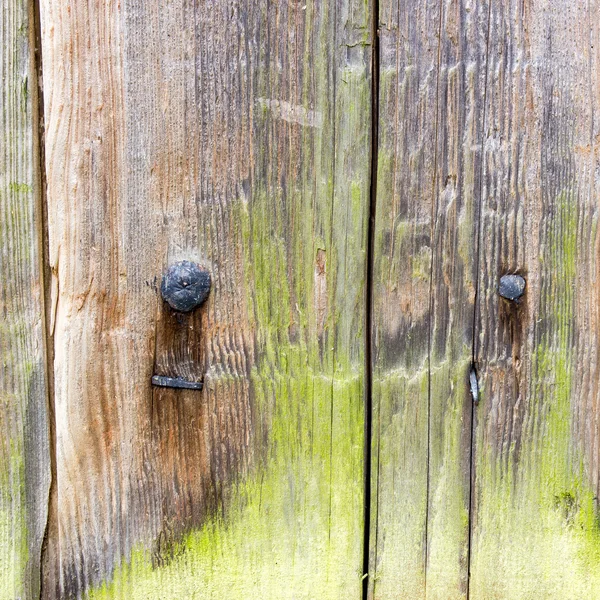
[498, 274, 526, 302]
[160, 261, 211, 312]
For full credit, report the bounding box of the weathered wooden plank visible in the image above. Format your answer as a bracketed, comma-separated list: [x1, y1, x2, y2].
[369, 0, 488, 596]
[0, 0, 51, 598]
[39, 0, 372, 597]
[368, 1, 440, 593]
[470, 0, 600, 596]
[425, 0, 489, 597]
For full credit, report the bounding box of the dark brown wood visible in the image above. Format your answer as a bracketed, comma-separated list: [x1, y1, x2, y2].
[154, 303, 206, 384]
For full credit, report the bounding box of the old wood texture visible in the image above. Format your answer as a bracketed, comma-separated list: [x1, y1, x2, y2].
[370, 0, 600, 597]
[0, 0, 51, 598]
[10, 0, 600, 597]
[369, 0, 488, 597]
[39, 0, 371, 597]
[470, 0, 600, 597]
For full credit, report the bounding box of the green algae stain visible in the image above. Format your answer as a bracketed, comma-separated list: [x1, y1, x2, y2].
[86, 362, 364, 600]
[0, 444, 28, 600]
[0, 238, 39, 600]
[8, 183, 32, 194]
[471, 190, 600, 599]
[0, 314, 41, 600]
[88, 188, 368, 597]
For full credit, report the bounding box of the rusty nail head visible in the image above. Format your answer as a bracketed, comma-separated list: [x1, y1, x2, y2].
[161, 260, 211, 312]
[498, 274, 526, 302]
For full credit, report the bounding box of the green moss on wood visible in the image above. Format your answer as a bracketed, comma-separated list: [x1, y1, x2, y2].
[97, 361, 361, 600]
[8, 183, 32, 194]
[471, 191, 600, 598]
[87, 345, 365, 599]
[0, 444, 28, 600]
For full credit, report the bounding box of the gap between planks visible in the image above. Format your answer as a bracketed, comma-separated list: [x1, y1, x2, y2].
[363, 0, 380, 597]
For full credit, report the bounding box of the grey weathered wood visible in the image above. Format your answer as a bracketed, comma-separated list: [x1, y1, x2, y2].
[425, 0, 489, 596]
[39, 0, 372, 597]
[470, 0, 600, 596]
[369, 0, 488, 597]
[368, 0, 440, 593]
[0, 1, 51, 598]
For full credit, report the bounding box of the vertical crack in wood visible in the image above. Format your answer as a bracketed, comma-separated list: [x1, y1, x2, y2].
[466, 1, 493, 597]
[31, 0, 57, 595]
[363, 0, 379, 596]
[327, 0, 339, 546]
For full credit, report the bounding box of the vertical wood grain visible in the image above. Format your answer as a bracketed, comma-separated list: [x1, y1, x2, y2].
[0, 0, 51, 597]
[39, 0, 372, 597]
[470, 0, 600, 597]
[369, 0, 440, 594]
[369, 0, 488, 597]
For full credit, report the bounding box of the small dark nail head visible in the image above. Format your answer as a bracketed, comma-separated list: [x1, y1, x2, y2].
[161, 260, 211, 312]
[499, 274, 526, 301]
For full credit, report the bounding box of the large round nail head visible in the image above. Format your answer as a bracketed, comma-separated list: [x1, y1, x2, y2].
[498, 274, 526, 302]
[160, 261, 211, 312]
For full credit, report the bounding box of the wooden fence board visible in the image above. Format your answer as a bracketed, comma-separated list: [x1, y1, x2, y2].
[470, 0, 600, 597]
[369, 0, 441, 594]
[0, 1, 51, 598]
[369, 0, 488, 597]
[39, 0, 372, 597]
